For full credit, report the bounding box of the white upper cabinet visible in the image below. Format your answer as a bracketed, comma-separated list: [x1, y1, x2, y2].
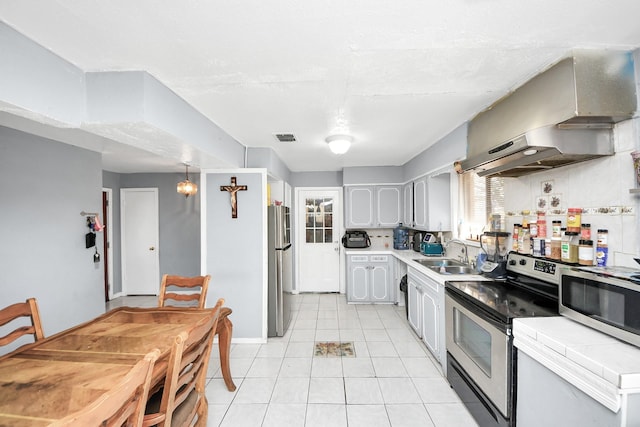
[402, 182, 414, 227]
[413, 176, 428, 229]
[344, 171, 450, 231]
[376, 186, 402, 227]
[412, 172, 451, 231]
[345, 185, 401, 228]
[426, 173, 451, 231]
[345, 186, 375, 228]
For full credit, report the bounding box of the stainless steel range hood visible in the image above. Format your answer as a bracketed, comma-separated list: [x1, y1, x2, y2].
[460, 50, 637, 177]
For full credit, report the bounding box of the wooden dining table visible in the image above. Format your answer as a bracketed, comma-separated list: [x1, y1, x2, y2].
[0, 306, 216, 426]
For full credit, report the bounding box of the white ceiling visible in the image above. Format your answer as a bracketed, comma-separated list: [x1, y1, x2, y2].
[2, 0, 640, 173]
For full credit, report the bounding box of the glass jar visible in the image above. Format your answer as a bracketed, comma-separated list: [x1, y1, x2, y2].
[580, 224, 591, 240]
[551, 220, 562, 238]
[567, 208, 582, 233]
[561, 231, 579, 263]
[578, 239, 594, 265]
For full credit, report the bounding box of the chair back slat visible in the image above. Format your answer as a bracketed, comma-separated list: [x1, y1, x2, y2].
[144, 298, 223, 427]
[158, 275, 211, 309]
[0, 298, 45, 350]
[50, 349, 160, 427]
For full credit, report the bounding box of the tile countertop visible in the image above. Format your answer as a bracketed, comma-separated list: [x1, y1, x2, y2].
[344, 247, 488, 284]
[513, 317, 640, 412]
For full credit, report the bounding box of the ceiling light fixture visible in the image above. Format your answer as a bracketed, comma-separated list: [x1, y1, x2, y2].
[177, 163, 198, 197]
[325, 135, 353, 155]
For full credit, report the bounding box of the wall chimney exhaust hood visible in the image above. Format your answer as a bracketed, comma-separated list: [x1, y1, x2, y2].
[460, 50, 637, 177]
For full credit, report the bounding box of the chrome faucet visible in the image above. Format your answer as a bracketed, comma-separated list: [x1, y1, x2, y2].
[444, 239, 469, 265]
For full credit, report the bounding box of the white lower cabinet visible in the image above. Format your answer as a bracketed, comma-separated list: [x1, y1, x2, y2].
[347, 254, 393, 303]
[407, 274, 422, 335]
[407, 268, 445, 366]
[421, 288, 439, 357]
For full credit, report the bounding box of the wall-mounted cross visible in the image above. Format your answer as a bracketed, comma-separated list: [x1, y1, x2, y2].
[220, 176, 248, 218]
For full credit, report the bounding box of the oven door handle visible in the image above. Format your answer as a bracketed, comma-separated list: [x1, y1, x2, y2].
[445, 288, 510, 334]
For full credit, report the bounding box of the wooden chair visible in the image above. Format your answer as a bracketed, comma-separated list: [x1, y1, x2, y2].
[144, 298, 224, 427]
[158, 274, 236, 392]
[158, 275, 211, 309]
[51, 349, 160, 427]
[0, 298, 45, 352]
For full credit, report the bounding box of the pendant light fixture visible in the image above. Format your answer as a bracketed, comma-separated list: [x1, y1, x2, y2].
[325, 134, 353, 155]
[177, 163, 198, 197]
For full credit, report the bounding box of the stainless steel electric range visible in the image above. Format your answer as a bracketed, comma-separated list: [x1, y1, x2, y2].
[444, 252, 563, 427]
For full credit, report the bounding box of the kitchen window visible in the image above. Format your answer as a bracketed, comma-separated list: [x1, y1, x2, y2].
[459, 172, 504, 239]
[305, 198, 334, 243]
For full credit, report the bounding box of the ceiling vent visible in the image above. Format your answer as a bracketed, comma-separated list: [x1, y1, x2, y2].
[274, 133, 297, 143]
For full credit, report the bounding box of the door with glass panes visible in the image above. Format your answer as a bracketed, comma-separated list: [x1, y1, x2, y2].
[296, 188, 342, 292]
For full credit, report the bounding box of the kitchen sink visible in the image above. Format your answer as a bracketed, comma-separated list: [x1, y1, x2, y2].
[428, 265, 477, 275]
[412, 258, 467, 268]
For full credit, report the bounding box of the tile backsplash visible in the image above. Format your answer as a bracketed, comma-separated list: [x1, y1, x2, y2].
[363, 229, 394, 250]
[502, 118, 640, 268]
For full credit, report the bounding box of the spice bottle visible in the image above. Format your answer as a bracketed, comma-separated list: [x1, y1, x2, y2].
[518, 226, 531, 255]
[578, 240, 594, 266]
[537, 211, 547, 238]
[567, 208, 582, 233]
[530, 220, 538, 239]
[561, 231, 579, 263]
[597, 229, 608, 246]
[545, 238, 552, 258]
[512, 224, 521, 251]
[580, 224, 591, 240]
[552, 220, 562, 238]
[550, 237, 562, 260]
[596, 229, 608, 267]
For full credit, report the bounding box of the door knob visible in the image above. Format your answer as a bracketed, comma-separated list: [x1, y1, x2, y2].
[149, 246, 155, 251]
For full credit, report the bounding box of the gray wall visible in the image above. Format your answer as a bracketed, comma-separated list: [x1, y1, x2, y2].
[0, 22, 85, 124]
[247, 147, 292, 183]
[205, 171, 266, 340]
[290, 171, 343, 187]
[403, 123, 467, 181]
[102, 171, 201, 295]
[0, 126, 105, 353]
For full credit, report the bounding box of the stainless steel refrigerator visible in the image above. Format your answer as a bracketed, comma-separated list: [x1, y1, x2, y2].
[267, 205, 292, 337]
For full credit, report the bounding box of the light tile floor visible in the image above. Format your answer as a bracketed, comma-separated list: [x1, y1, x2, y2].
[107, 293, 478, 427]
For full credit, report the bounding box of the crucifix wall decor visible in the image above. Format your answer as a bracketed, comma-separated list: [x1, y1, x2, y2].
[220, 176, 248, 218]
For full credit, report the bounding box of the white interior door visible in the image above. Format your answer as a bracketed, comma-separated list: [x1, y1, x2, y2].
[296, 188, 342, 293]
[121, 188, 159, 295]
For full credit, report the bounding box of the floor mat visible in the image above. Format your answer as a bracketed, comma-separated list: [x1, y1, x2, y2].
[314, 341, 355, 357]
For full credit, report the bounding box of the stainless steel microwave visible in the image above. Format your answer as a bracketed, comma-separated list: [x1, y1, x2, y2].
[560, 268, 640, 348]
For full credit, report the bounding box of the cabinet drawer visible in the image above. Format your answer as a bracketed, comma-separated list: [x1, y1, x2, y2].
[370, 255, 389, 263]
[349, 255, 369, 263]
